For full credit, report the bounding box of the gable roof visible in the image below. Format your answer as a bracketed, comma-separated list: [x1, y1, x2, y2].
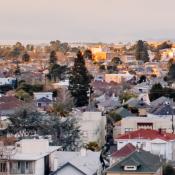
[106, 150, 163, 173]
[37, 97, 52, 103]
[51, 162, 86, 175]
[115, 107, 134, 118]
[112, 143, 136, 158]
[116, 129, 175, 141]
[150, 96, 170, 107]
[150, 103, 175, 115]
[53, 151, 100, 175]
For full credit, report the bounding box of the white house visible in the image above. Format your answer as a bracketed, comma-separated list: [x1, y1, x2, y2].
[75, 111, 106, 147]
[115, 129, 175, 160]
[33, 92, 53, 101]
[0, 139, 61, 175]
[0, 77, 16, 86]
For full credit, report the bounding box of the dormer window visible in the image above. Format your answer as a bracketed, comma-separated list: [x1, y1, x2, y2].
[124, 165, 137, 171]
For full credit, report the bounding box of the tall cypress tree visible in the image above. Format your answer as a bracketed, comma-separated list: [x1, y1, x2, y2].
[135, 40, 149, 63]
[69, 51, 92, 107]
[49, 50, 57, 64]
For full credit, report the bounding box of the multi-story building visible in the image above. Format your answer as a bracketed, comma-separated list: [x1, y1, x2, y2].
[0, 139, 61, 175]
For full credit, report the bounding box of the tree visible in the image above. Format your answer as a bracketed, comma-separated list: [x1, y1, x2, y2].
[10, 42, 25, 58]
[108, 111, 122, 122]
[84, 49, 93, 59]
[167, 63, 175, 82]
[86, 142, 100, 151]
[157, 41, 172, 50]
[15, 89, 31, 102]
[135, 40, 149, 63]
[111, 57, 122, 65]
[7, 108, 43, 137]
[22, 52, 30, 62]
[149, 83, 164, 101]
[163, 164, 175, 175]
[69, 51, 93, 107]
[47, 64, 68, 82]
[153, 50, 161, 62]
[53, 88, 74, 117]
[17, 83, 43, 96]
[7, 107, 80, 151]
[50, 40, 61, 51]
[99, 64, 106, 71]
[138, 75, 147, 83]
[49, 50, 57, 64]
[119, 91, 137, 103]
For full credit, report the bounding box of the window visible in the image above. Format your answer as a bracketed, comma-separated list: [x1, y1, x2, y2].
[26, 162, 29, 170]
[125, 128, 133, 133]
[10, 161, 34, 174]
[38, 103, 42, 107]
[124, 165, 137, 171]
[17, 162, 21, 170]
[0, 162, 7, 172]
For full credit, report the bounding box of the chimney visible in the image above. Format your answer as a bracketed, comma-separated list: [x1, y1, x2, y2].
[80, 148, 87, 157]
[158, 128, 162, 135]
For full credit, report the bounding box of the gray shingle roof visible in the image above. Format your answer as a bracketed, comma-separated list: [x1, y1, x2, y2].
[106, 149, 163, 173]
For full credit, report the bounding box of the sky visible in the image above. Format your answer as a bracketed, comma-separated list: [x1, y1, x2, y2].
[0, 0, 175, 43]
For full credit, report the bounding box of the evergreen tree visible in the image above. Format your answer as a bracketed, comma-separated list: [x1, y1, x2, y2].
[22, 52, 30, 62]
[49, 50, 57, 64]
[153, 50, 161, 62]
[167, 63, 175, 82]
[135, 40, 150, 63]
[69, 51, 92, 107]
[149, 83, 163, 101]
[84, 49, 93, 59]
[163, 164, 175, 175]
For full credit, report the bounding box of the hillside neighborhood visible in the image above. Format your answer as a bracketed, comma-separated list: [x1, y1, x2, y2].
[0, 40, 175, 175]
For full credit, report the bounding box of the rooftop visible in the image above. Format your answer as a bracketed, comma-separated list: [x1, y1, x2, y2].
[112, 143, 136, 158]
[117, 129, 175, 141]
[106, 149, 163, 173]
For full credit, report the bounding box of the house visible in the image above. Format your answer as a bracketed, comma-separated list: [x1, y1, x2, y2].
[118, 114, 175, 135]
[131, 82, 151, 94]
[0, 139, 61, 175]
[36, 97, 52, 108]
[0, 77, 17, 86]
[97, 95, 121, 112]
[124, 97, 150, 116]
[51, 149, 100, 175]
[106, 149, 163, 175]
[121, 55, 136, 64]
[114, 107, 134, 118]
[75, 111, 106, 147]
[34, 92, 53, 101]
[105, 72, 133, 84]
[115, 129, 175, 160]
[110, 143, 136, 166]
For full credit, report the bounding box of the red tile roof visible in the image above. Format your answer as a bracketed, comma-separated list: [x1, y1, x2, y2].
[116, 129, 175, 141]
[112, 143, 136, 158]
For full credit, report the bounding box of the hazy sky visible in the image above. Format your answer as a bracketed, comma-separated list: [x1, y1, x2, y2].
[0, 0, 175, 43]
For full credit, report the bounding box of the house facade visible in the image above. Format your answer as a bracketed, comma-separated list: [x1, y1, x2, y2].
[115, 129, 175, 160]
[0, 139, 61, 175]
